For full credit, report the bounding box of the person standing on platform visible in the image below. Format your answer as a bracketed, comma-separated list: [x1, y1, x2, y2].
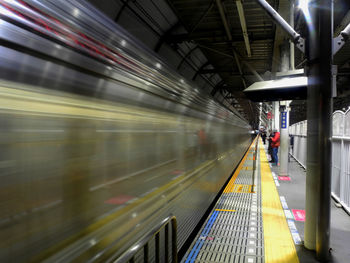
[271, 129, 280, 166]
[261, 130, 267, 145]
[268, 130, 274, 162]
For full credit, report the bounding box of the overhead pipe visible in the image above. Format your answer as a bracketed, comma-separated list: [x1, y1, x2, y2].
[290, 0, 295, 70]
[339, 19, 350, 38]
[333, 22, 350, 55]
[255, 0, 305, 53]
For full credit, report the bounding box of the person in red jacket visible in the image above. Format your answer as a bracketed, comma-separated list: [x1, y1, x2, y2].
[271, 129, 280, 166]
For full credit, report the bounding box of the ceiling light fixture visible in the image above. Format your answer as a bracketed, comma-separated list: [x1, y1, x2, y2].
[297, 0, 310, 13]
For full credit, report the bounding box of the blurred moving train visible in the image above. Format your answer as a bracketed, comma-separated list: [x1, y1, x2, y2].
[0, 0, 251, 261]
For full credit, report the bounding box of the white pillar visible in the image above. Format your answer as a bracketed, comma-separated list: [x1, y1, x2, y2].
[279, 101, 290, 175]
[273, 101, 280, 130]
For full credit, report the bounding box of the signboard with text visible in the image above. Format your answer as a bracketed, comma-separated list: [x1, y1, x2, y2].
[281, 112, 287, 129]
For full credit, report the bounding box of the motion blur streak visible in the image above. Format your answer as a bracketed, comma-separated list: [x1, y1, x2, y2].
[0, 0, 251, 262]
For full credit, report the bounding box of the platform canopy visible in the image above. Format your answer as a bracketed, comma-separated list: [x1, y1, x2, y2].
[243, 76, 308, 102]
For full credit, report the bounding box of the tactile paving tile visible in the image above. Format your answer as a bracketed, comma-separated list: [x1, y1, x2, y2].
[182, 149, 264, 263]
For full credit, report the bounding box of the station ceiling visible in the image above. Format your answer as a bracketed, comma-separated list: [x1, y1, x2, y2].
[89, 0, 350, 127]
[166, 0, 276, 125]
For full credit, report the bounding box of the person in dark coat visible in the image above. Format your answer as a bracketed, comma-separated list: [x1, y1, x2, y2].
[261, 130, 267, 145]
[268, 130, 274, 163]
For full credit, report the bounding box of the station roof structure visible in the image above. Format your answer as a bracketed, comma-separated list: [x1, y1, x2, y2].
[88, 0, 350, 126]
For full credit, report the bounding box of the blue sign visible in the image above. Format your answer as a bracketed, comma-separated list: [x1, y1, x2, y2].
[281, 112, 287, 129]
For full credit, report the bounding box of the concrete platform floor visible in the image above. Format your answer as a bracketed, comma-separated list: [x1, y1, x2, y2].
[267, 145, 350, 262]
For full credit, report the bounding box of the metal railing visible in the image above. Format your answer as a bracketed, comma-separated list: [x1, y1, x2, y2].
[115, 215, 178, 263]
[252, 135, 259, 190]
[289, 110, 350, 215]
[289, 120, 307, 168]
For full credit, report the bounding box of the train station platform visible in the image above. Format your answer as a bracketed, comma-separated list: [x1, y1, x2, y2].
[181, 138, 350, 263]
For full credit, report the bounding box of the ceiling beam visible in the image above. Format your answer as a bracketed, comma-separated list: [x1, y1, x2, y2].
[236, 0, 251, 57]
[177, 45, 199, 69]
[188, 0, 216, 34]
[154, 22, 181, 52]
[211, 80, 225, 96]
[192, 61, 210, 80]
[114, 0, 130, 23]
[199, 68, 234, 74]
[117, 0, 161, 37]
[164, 33, 273, 44]
[199, 68, 265, 75]
[215, 0, 263, 85]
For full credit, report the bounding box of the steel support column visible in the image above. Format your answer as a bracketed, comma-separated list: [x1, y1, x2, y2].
[279, 2, 294, 176]
[279, 42, 290, 175]
[316, 0, 333, 260]
[305, 1, 333, 260]
[305, 0, 320, 252]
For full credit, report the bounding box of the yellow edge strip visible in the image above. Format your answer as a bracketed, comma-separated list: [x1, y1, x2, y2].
[215, 209, 236, 212]
[260, 139, 300, 263]
[223, 137, 257, 193]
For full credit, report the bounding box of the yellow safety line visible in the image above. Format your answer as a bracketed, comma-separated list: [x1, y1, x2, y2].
[260, 139, 299, 263]
[223, 137, 257, 193]
[227, 184, 255, 194]
[215, 209, 236, 212]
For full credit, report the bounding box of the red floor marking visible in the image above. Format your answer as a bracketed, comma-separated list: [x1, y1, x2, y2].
[278, 176, 291, 181]
[171, 170, 183, 175]
[292, 209, 305, 221]
[104, 195, 134, 205]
